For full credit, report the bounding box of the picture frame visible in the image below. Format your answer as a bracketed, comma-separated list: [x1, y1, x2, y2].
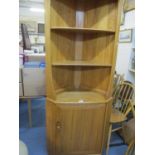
[124, 0, 135, 12]
[119, 29, 132, 43]
[132, 28, 135, 48]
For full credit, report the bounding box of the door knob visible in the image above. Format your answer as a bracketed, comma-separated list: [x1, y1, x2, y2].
[56, 121, 62, 130]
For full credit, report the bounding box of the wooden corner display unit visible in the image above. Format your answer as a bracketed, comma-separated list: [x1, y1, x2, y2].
[45, 0, 123, 154]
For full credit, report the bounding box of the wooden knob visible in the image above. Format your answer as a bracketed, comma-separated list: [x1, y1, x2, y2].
[56, 121, 62, 130]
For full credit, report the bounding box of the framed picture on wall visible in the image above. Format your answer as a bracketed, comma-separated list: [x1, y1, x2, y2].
[132, 28, 135, 48]
[119, 29, 132, 43]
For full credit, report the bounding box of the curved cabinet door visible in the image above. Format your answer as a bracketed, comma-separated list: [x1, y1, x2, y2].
[46, 99, 112, 155]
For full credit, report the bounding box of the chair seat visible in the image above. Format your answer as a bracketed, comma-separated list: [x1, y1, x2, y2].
[19, 140, 28, 155]
[110, 108, 127, 123]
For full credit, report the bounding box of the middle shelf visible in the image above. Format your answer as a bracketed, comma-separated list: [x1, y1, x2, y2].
[52, 61, 112, 67]
[51, 27, 115, 34]
[50, 30, 115, 64]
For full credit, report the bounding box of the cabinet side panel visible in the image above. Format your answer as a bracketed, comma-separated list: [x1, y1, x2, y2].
[45, 0, 56, 99]
[107, 0, 123, 96]
[46, 100, 57, 155]
[102, 99, 112, 151]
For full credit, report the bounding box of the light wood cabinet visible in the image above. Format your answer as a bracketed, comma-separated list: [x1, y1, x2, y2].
[46, 97, 112, 155]
[45, 0, 122, 154]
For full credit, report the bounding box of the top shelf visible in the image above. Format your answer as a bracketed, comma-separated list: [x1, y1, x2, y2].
[51, 27, 115, 34]
[50, 0, 117, 31]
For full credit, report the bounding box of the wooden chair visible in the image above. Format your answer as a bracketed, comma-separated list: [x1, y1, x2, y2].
[113, 73, 124, 95]
[125, 140, 135, 155]
[106, 81, 135, 155]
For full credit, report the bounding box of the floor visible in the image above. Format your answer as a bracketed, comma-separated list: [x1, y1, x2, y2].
[19, 98, 128, 155]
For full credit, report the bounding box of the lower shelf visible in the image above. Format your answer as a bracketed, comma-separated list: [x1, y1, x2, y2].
[50, 90, 109, 104]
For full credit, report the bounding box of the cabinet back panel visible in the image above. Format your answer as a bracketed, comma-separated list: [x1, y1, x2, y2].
[80, 67, 111, 92]
[52, 67, 111, 92]
[51, 0, 76, 27]
[51, 31, 75, 62]
[51, 31, 115, 64]
[84, 0, 117, 30]
[82, 33, 115, 64]
[52, 67, 75, 91]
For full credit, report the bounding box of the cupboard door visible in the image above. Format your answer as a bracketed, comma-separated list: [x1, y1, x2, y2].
[46, 100, 108, 155]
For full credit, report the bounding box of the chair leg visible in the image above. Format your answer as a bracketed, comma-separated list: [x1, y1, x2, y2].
[121, 122, 126, 143]
[27, 98, 32, 128]
[106, 124, 112, 155]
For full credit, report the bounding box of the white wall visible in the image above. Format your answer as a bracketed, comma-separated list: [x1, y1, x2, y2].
[19, 7, 44, 23]
[116, 10, 135, 83]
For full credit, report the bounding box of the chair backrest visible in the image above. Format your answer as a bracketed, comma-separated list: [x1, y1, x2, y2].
[113, 73, 124, 92]
[113, 81, 134, 115]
